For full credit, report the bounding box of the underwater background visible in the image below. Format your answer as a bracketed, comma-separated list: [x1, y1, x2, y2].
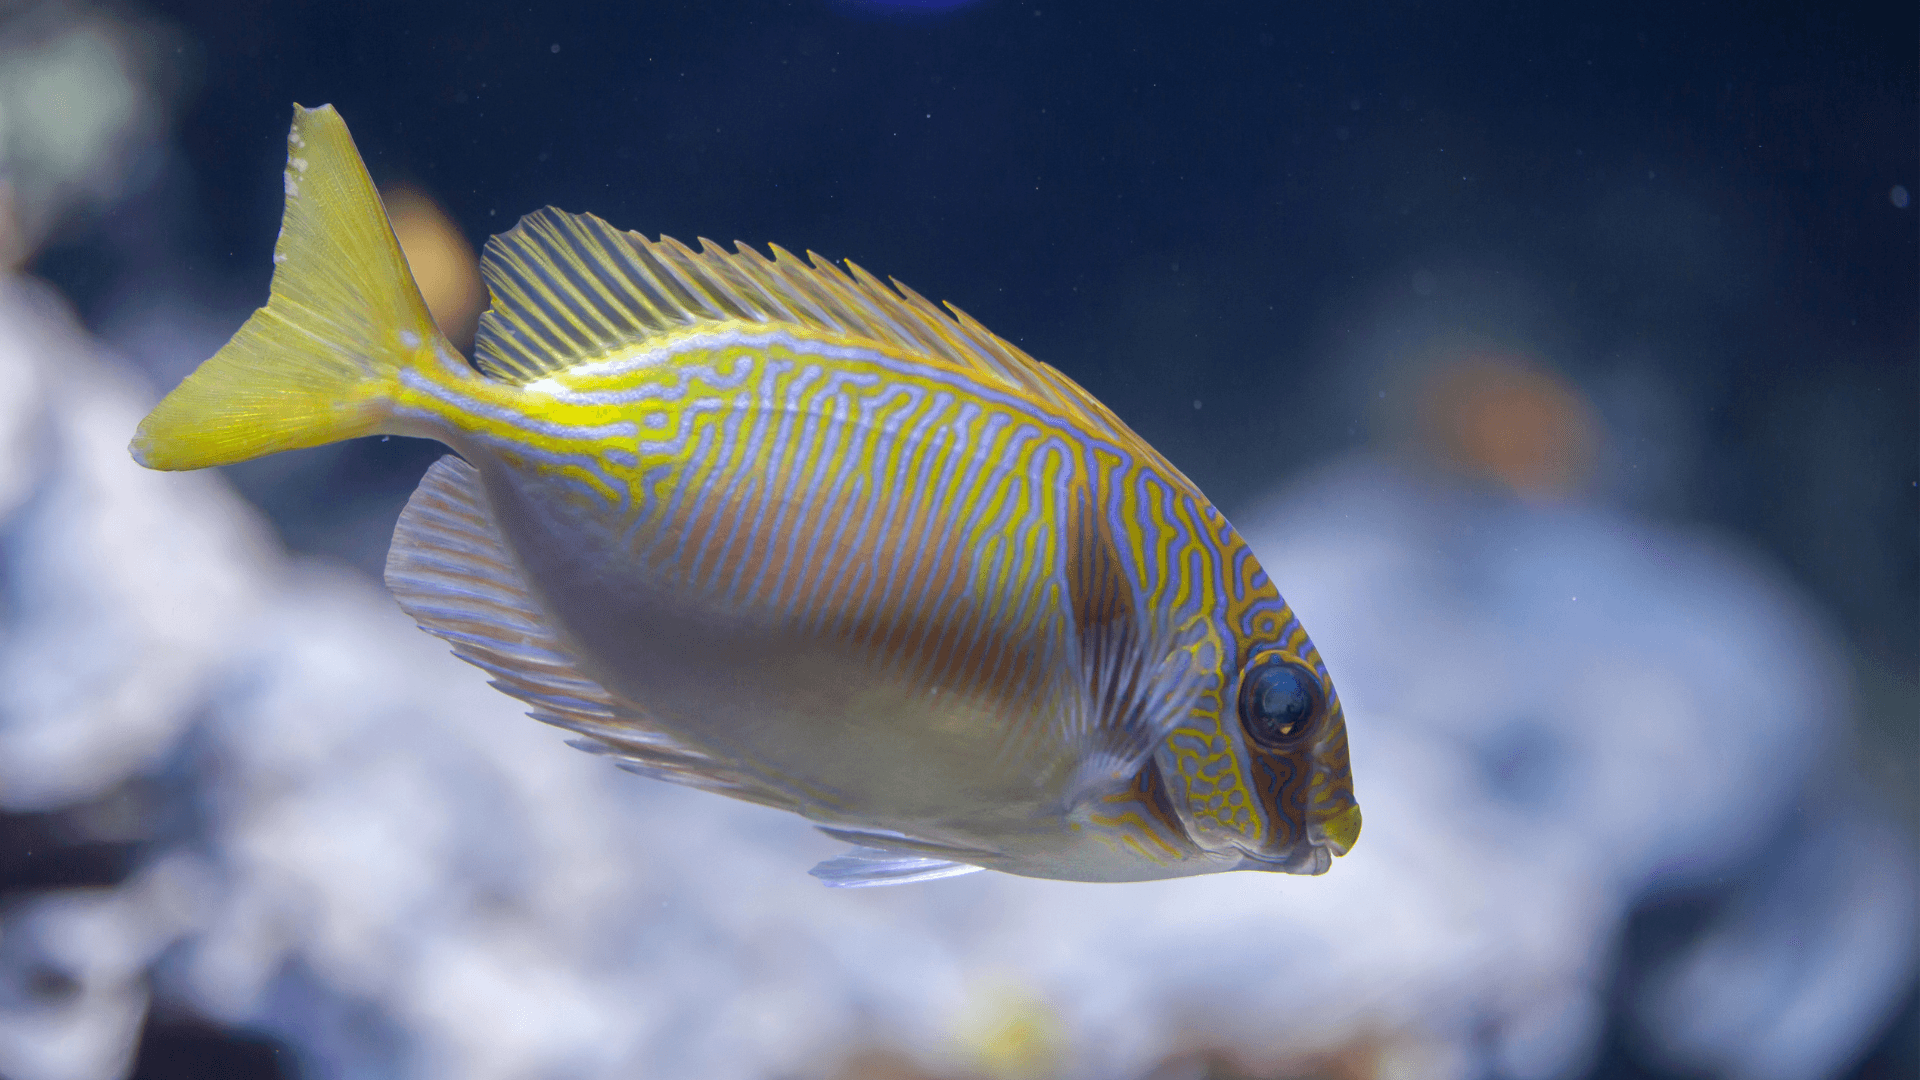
[0, 1, 1912, 1078]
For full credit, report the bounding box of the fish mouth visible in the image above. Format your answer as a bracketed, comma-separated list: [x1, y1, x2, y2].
[1311, 802, 1363, 857]
[1238, 843, 1333, 876]
[1235, 800, 1362, 875]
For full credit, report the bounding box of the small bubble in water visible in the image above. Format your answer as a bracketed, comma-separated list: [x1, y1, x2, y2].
[1892, 185, 1910, 209]
[1192, 399, 1202, 410]
[550, 43, 561, 54]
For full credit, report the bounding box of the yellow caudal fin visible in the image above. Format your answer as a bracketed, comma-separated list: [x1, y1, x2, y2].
[131, 104, 447, 470]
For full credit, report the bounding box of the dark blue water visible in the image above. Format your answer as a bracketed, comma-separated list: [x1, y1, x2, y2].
[16, 2, 1914, 1078]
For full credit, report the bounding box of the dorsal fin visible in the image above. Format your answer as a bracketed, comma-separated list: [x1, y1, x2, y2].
[385, 454, 804, 813]
[472, 207, 1138, 444]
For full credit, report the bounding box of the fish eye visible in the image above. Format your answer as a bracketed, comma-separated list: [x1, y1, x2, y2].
[1238, 659, 1323, 747]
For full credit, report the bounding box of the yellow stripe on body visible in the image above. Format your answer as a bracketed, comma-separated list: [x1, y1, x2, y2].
[394, 320, 1293, 854]
[401, 327, 1080, 706]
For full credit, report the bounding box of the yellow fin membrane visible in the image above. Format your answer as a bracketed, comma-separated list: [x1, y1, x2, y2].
[130, 104, 444, 470]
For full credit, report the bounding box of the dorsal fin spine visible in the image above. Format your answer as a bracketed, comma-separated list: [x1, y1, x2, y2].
[614, 239, 691, 332]
[509, 231, 599, 348]
[804, 248, 881, 330]
[629, 234, 711, 320]
[465, 206, 1171, 469]
[483, 249, 574, 378]
[888, 277, 992, 368]
[541, 215, 653, 336]
[763, 244, 840, 326]
[529, 218, 627, 340]
[656, 235, 751, 321]
[639, 236, 704, 315]
[813, 252, 896, 337]
[838, 260, 919, 346]
[744, 251, 802, 320]
[699, 238, 792, 323]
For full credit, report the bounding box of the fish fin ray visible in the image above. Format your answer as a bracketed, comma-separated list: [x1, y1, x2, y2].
[469, 209, 1175, 460]
[813, 824, 1001, 863]
[474, 208, 702, 381]
[132, 104, 447, 470]
[1024, 478, 1189, 806]
[809, 846, 985, 888]
[386, 454, 806, 812]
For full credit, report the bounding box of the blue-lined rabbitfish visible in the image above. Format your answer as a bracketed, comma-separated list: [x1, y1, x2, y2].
[130, 105, 1359, 887]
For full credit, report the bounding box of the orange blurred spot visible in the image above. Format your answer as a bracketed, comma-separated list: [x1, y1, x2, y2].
[1147, 1037, 1391, 1080]
[1417, 354, 1597, 499]
[382, 186, 482, 353]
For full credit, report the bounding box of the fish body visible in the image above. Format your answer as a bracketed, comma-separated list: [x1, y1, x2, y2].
[132, 105, 1359, 885]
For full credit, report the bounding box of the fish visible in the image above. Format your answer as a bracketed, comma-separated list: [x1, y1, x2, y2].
[130, 104, 1359, 887]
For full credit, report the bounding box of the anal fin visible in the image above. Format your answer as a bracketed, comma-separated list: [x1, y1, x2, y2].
[385, 454, 802, 812]
[807, 825, 994, 887]
[814, 824, 999, 862]
[809, 847, 984, 888]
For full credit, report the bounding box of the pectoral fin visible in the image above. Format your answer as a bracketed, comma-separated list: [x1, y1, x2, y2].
[1048, 476, 1199, 807]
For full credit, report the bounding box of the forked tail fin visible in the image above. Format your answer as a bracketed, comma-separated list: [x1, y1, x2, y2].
[130, 104, 448, 470]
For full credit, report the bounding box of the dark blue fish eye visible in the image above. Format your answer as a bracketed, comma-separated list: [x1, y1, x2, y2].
[1238, 660, 1322, 746]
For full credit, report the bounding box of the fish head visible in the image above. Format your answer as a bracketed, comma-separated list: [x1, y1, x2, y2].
[1159, 629, 1360, 876]
[1229, 643, 1360, 873]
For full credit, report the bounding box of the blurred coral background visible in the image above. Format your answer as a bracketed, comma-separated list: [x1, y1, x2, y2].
[0, 2, 1911, 1079]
